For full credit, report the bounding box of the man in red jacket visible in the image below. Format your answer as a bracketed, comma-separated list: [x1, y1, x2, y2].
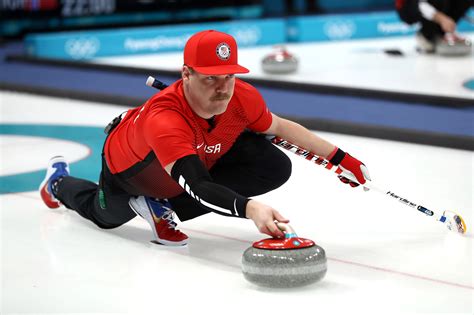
[40, 30, 370, 246]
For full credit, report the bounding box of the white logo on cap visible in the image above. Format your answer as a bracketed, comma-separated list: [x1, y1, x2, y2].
[216, 42, 231, 60]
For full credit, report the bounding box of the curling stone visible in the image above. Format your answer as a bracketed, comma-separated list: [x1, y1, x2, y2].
[261, 46, 298, 74]
[241, 223, 327, 288]
[436, 34, 472, 56]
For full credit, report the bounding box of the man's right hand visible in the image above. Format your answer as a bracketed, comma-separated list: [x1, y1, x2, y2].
[245, 199, 289, 238]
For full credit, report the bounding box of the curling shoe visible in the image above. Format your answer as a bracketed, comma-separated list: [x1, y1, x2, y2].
[415, 32, 435, 54]
[129, 196, 188, 246]
[39, 156, 70, 208]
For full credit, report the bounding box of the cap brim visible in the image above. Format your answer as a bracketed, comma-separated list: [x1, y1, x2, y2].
[192, 64, 249, 75]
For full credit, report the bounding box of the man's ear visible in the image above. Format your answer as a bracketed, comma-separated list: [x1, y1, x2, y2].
[182, 65, 191, 80]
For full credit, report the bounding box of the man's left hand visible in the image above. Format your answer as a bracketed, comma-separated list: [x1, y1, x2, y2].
[329, 148, 371, 188]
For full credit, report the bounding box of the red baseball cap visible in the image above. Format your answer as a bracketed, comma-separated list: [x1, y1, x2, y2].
[184, 30, 249, 75]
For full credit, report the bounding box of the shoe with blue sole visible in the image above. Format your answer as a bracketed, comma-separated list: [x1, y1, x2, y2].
[39, 156, 70, 208]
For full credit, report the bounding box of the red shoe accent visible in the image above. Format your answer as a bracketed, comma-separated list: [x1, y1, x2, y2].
[154, 219, 188, 246]
[128, 196, 188, 246]
[40, 183, 61, 209]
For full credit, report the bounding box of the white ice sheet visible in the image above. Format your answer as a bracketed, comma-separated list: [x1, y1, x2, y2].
[1, 91, 472, 314]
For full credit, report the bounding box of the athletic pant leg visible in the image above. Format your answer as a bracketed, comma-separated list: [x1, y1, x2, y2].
[396, 1, 440, 39]
[421, 0, 448, 39]
[56, 164, 136, 229]
[424, 0, 472, 37]
[170, 131, 292, 221]
[446, 0, 472, 22]
[209, 131, 292, 196]
[397, 0, 422, 24]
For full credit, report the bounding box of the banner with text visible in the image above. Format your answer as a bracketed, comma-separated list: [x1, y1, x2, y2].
[25, 19, 286, 60]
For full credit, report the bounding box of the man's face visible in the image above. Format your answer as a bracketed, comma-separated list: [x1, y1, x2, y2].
[182, 66, 236, 118]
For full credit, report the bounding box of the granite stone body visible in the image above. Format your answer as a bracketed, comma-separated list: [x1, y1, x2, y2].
[261, 47, 298, 74]
[242, 244, 327, 288]
[436, 38, 472, 56]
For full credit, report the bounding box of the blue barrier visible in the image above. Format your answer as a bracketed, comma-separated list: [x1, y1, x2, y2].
[25, 19, 286, 60]
[25, 10, 474, 59]
[288, 11, 474, 42]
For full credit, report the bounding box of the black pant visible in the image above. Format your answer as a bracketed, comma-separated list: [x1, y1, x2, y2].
[397, 0, 472, 40]
[56, 132, 292, 228]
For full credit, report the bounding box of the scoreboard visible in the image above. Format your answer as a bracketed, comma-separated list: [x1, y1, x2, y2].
[61, 0, 116, 17]
[0, 0, 174, 17]
[1, 0, 60, 16]
[0, 0, 257, 17]
[0, 0, 261, 37]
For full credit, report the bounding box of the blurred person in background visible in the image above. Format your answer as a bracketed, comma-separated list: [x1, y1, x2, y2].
[395, 0, 473, 53]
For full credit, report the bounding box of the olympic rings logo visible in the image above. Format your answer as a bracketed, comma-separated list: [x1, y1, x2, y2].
[229, 26, 261, 46]
[64, 37, 101, 59]
[323, 20, 356, 40]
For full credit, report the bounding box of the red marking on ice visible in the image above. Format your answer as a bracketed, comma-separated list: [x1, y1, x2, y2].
[182, 227, 473, 290]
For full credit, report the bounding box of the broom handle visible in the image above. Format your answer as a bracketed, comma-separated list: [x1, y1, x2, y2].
[267, 136, 452, 223]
